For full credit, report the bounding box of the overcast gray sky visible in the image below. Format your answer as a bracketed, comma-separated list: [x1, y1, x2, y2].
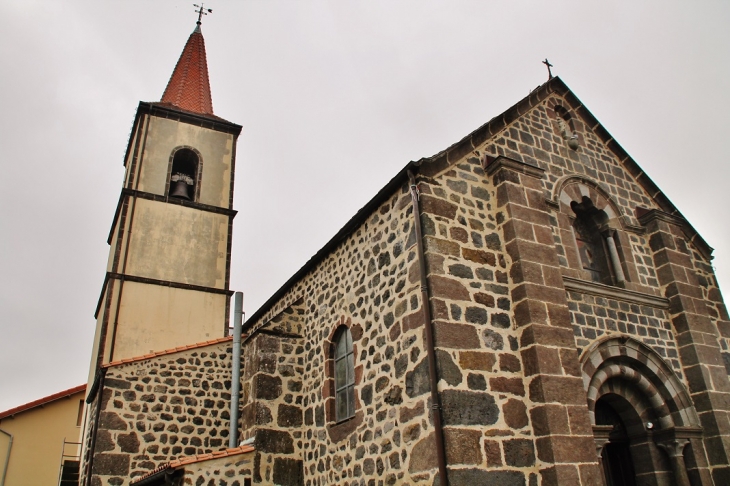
[1, 1, 729, 412]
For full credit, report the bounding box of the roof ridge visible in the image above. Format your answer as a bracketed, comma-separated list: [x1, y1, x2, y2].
[0, 384, 86, 420]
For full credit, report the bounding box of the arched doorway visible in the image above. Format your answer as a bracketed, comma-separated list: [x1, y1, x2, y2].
[595, 395, 637, 486]
[581, 337, 706, 486]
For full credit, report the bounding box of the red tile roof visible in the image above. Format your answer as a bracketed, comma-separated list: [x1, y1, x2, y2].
[0, 384, 86, 420]
[161, 25, 214, 116]
[130, 445, 255, 484]
[103, 336, 234, 369]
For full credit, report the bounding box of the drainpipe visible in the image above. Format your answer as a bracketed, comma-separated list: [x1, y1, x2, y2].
[229, 292, 244, 448]
[408, 170, 449, 485]
[0, 428, 12, 486]
[84, 368, 107, 486]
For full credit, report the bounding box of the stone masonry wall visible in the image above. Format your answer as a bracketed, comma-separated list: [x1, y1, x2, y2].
[240, 88, 729, 485]
[481, 93, 700, 378]
[239, 328, 305, 486]
[87, 340, 237, 485]
[245, 153, 545, 484]
[249, 183, 432, 485]
[413, 159, 541, 485]
[175, 452, 255, 486]
[246, 183, 445, 485]
[566, 292, 683, 375]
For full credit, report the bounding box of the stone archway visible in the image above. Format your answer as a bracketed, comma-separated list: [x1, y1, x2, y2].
[581, 337, 705, 486]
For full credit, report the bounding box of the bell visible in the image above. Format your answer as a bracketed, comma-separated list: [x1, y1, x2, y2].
[170, 180, 191, 199]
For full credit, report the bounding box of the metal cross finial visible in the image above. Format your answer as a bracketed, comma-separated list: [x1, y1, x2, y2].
[194, 3, 212, 25]
[543, 59, 554, 80]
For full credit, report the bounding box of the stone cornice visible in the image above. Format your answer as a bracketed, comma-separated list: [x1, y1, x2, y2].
[636, 208, 687, 228]
[636, 207, 714, 260]
[563, 276, 669, 309]
[484, 155, 545, 179]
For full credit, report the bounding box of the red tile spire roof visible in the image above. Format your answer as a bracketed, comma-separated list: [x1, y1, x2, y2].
[160, 24, 214, 116]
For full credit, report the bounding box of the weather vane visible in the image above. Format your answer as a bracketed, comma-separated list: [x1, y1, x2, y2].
[542, 59, 554, 80]
[194, 3, 212, 25]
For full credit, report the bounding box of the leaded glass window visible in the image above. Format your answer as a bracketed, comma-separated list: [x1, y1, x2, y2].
[334, 327, 355, 422]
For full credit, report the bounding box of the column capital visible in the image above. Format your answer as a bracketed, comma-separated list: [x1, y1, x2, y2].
[656, 438, 689, 458]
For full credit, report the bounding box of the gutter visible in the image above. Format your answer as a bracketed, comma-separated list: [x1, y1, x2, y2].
[0, 428, 12, 486]
[408, 170, 448, 485]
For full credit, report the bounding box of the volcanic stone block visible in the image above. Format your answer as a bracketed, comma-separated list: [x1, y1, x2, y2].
[444, 428, 482, 465]
[254, 374, 282, 400]
[434, 469, 525, 486]
[504, 438, 535, 467]
[436, 350, 463, 386]
[256, 428, 294, 454]
[503, 399, 529, 429]
[408, 433, 438, 472]
[277, 404, 303, 427]
[406, 358, 431, 398]
[99, 412, 128, 431]
[441, 390, 498, 425]
[92, 453, 130, 476]
[273, 458, 304, 486]
[117, 432, 140, 453]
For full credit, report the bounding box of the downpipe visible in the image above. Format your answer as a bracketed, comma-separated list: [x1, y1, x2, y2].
[0, 428, 12, 486]
[229, 292, 244, 448]
[408, 170, 449, 485]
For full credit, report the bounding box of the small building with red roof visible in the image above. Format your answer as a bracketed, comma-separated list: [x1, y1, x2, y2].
[0, 384, 86, 486]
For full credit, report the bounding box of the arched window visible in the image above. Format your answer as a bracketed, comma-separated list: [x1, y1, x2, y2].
[334, 327, 355, 422]
[571, 196, 611, 283]
[571, 196, 612, 284]
[169, 148, 198, 200]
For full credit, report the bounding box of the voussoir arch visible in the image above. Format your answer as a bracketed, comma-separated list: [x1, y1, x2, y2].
[580, 335, 699, 429]
[551, 175, 626, 229]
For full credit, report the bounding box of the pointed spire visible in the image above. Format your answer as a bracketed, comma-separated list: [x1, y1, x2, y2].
[161, 25, 214, 115]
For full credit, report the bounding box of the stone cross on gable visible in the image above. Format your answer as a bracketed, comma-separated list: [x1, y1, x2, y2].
[543, 58, 554, 79]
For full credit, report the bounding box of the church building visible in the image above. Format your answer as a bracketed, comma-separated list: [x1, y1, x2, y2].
[69, 17, 730, 486]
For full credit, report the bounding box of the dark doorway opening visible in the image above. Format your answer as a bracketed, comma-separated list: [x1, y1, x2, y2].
[596, 397, 637, 486]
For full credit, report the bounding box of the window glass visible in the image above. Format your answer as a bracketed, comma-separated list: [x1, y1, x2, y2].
[334, 327, 355, 422]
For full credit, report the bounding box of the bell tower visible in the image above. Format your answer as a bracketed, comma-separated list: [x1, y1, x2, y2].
[87, 21, 241, 378]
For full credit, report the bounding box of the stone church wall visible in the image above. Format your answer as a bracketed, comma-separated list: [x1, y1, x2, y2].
[80, 87, 730, 485]
[84, 340, 237, 485]
[482, 94, 692, 374]
[243, 149, 545, 483]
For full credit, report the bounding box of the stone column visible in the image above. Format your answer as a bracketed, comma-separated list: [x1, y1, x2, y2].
[604, 231, 625, 284]
[592, 425, 612, 486]
[641, 209, 730, 484]
[488, 156, 602, 485]
[656, 439, 690, 486]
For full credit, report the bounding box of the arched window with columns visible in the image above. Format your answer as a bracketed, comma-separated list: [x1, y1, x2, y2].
[553, 178, 629, 287]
